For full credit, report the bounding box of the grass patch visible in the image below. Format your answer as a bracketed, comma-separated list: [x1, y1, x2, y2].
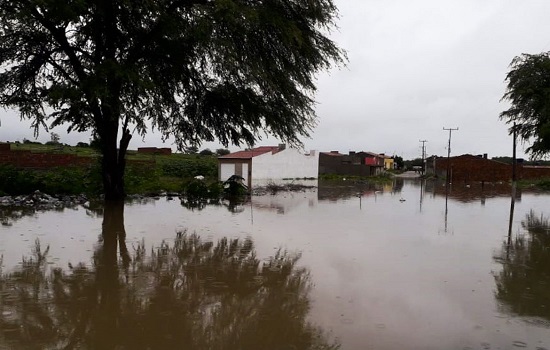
[1, 143, 220, 196]
[518, 178, 550, 190]
[0, 164, 102, 196]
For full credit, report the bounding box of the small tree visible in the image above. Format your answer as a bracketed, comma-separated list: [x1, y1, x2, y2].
[184, 146, 199, 155]
[0, 1, 345, 200]
[50, 132, 60, 144]
[199, 148, 214, 156]
[393, 156, 404, 169]
[216, 148, 231, 156]
[500, 52, 550, 158]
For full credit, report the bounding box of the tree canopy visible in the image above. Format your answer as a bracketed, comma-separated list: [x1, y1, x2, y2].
[500, 52, 550, 158]
[0, 0, 345, 199]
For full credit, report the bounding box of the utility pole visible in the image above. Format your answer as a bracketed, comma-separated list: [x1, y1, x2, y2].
[419, 140, 427, 175]
[508, 123, 517, 243]
[443, 127, 459, 183]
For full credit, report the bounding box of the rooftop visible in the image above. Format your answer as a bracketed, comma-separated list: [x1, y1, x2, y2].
[218, 146, 281, 159]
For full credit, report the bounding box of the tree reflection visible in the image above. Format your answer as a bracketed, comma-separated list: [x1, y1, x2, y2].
[494, 210, 550, 320]
[0, 202, 339, 349]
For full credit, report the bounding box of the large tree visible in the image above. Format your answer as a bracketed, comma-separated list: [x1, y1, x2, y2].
[500, 52, 550, 159]
[0, 0, 345, 200]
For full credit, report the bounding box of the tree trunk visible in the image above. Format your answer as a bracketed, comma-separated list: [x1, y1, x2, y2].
[101, 126, 132, 201]
[96, 199, 128, 349]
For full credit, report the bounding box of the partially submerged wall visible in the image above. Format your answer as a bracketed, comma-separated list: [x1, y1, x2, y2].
[251, 148, 319, 185]
[433, 155, 550, 182]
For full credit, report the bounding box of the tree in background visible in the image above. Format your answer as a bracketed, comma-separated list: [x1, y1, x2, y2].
[0, 0, 345, 200]
[216, 148, 231, 156]
[393, 155, 404, 169]
[403, 158, 423, 170]
[500, 52, 550, 158]
[199, 148, 214, 156]
[49, 132, 60, 145]
[184, 146, 199, 155]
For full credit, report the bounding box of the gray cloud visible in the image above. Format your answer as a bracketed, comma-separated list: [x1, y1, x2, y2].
[1, 0, 550, 159]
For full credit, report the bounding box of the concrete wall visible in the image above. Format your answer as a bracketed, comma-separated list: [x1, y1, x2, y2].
[251, 148, 319, 184]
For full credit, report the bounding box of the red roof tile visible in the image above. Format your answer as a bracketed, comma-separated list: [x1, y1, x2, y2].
[219, 146, 280, 159]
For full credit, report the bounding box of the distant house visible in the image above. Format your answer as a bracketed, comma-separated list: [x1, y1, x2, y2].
[218, 145, 319, 188]
[319, 151, 384, 176]
[383, 155, 394, 170]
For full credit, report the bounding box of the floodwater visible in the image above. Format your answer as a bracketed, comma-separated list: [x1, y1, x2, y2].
[1, 179, 550, 349]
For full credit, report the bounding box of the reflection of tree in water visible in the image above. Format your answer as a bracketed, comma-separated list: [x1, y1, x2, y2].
[1, 205, 66, 226]
[180, 196, 249, 214]
[0, 202, 339, 350]
[392, 178, 404, 194]
[494, 210, 550, 320]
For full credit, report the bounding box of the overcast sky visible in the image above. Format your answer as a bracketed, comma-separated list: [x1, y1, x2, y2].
[1, 0, 550, 160]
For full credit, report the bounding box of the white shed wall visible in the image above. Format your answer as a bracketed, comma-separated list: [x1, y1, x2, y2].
[219, 163, 235, 182]
[242, 163, 249, 184]
[219, 163, 249, 185]
[251, 148, 319, 183]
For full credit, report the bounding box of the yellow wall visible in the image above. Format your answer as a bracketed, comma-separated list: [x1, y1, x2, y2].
[384, 158, 394, 170]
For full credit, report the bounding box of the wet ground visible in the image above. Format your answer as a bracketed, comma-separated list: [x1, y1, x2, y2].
[1, 179, 549, 349]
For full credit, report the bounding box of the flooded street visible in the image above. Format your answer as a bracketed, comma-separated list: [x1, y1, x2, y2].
[1, 179, 550, 349]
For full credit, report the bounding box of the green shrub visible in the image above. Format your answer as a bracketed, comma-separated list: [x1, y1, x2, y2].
[124, 164, 162, 194]
[185, 179, 209, 199]
[41, 167, 88, 194]
[207, 182, 224, 198]
[160, 157, 217, 179]
[0, 165, 102, 196]
[0, 165, 43, 195]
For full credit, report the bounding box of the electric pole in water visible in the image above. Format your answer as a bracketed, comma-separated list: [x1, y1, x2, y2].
[419, 140, 427, 175]
[443, 127, 459, 183]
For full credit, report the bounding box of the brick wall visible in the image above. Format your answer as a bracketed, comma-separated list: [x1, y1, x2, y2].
[0, 145, 158, 169]
[0, 144, 94, 168]
[521, 166, 550, 179]
[434, 155, 550, 182]
[137, 147, 172, 155]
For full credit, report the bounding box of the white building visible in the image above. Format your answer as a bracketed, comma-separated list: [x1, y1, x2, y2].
[218, 145, 319, 188]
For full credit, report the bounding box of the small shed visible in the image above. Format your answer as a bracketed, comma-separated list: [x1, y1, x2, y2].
[218, 145, 319, 188]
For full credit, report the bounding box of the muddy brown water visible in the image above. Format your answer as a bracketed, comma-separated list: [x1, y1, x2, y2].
[1, 179, 549, 349]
